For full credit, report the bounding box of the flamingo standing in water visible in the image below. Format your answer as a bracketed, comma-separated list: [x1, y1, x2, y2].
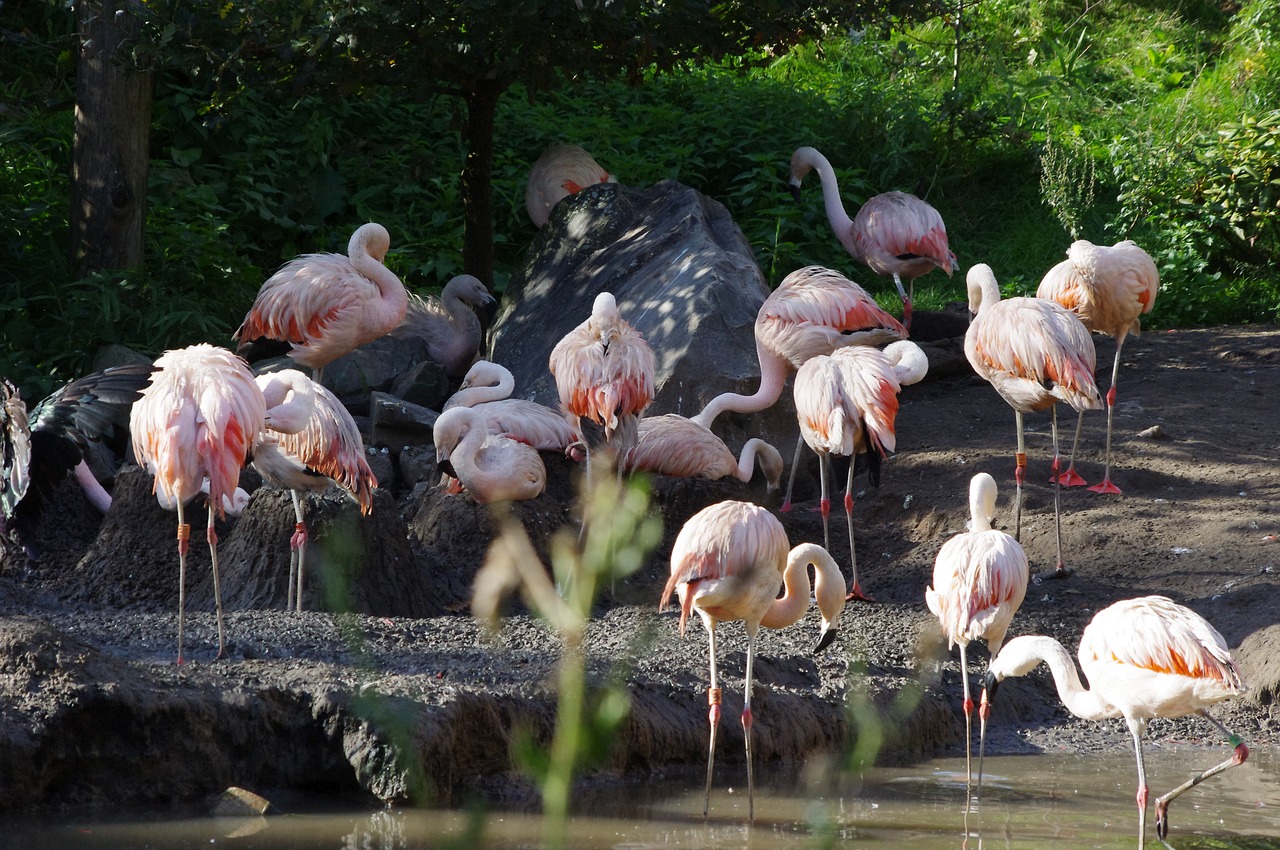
[393, 275, 496, 380]
[788, 146, 956, 329]
[130, 344, 266, 663]
[980, 595, 1248, 849]
[444, 359, 580, 451]
[660, 500, 847, 821]
[433, 406, 546, 504]
[925, 471, 1028, 790]
[622, 413, 785, 491]
[525, 143, 616, 228]
[253, 369, 377, 612]
[964, 263, 1101, 577]
[690, 265, 905, 511]
[1037, 239, 1159, 493]
[794, 339, 928, 600]
[234, 222, 409, 385]
[548, 291, 655, 479]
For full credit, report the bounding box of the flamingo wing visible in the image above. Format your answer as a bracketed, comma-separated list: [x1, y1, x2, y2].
[234, 253, 373, 350]
[761, 267, 906, 367]
[273, 383, 377, 513]
[627, 414, 734, 479]
[1081, 595, 1242, 688]
[853, 192, 956, 274]
[927, 531, 1029, 649]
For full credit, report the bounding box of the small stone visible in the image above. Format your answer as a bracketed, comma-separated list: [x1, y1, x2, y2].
[211, 786, 273, 817]
[1137, 424, 1167, 440]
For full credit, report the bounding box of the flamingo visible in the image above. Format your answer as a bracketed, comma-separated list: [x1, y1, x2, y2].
[1, 364, 152, 560]
[443, 359, 580, 451]
[253, 369, 377, 612]
[432, 406, 546, 504]
[622, 413, 785, 491]
[690, 265, 905, 513]
[548, 291, 655, 479]
[793, 339, 928, 600]
[963, 263, 1101, 578]
[788, 146, 956, 329]
[980, 595, 1248, 849]
[130, 344, 266, 663]
[660, 499, 846, 821]
[525, 143, 616, 228]
[924, 471, 1028, 791]
[393, 275, 497, 380]
[1037, 239, 1159, 493]
[233, 222, 409, 385]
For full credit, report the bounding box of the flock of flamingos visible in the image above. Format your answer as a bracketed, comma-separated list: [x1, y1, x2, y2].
[0, 143, 1248, 844]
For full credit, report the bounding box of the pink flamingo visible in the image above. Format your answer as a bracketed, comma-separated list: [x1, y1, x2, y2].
[964, 263, 1101, 578]
[130, 344, 266, 663]
[548, 291, 655, 478]
[234, 222, 409, 385]
[794, 339, 928, 601]
[690, 265, 905, 512]
[981, 595, 1248, 849]
[525, 143, 616, 228]
[253, 369, 377, 612]
[393, 275, 496, 380]
[444, 359, 580, 451]
[660, 499, 846, 821]
[1037, 239, 1159, 493]
[924, 471, 1028, 790]
[432, 406, 546, 504]
[622, 413, 784, 490]
[789, 146, 956, 329]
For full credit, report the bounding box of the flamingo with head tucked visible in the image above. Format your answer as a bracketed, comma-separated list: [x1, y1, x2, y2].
[793, 339, 928, 600]
[130, 344, 266, 663]
[661, 499, 846, 821]
[622, 413, 784, 491]
[525, 143, 616, 228]
[789, 146, 956, 329]
[1037, 239, 1159, 493]
[444, 359, 580, 452]
[981, 595, 1248, 849]
[234, 222, 408, 385]
[964, 263, 1101, 578]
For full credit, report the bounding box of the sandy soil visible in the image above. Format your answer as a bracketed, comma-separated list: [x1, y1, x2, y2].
[1, 324, 1278, 811]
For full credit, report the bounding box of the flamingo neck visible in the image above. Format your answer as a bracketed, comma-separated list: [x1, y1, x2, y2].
[351, 249, 408, 334]
[690, 346, 790, 430]
[800, 149, 857, 256]
[449, 370, 514, 409]
[735, 438, 763, 483]
[993, 635, 1116, 722]
[258, 371, 317, 435]
[760, 543, 845, 633]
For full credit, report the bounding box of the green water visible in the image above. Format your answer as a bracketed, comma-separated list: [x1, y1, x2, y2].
[3, 750, 1277, 849]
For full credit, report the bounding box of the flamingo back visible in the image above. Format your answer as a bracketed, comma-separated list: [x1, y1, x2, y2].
[132, 344, 265, 516]
[525, 143, 615, 227]
[760, 266, 906, 367]
[626, 414, 736, 480]
[549, 303, 655, 435]
[272, 382, 377, 513]
[926, 530, 1028, 651]
[1037, 239, 1159, 339]
[852, 191, 957, 279]
[661, 500, 788, 636]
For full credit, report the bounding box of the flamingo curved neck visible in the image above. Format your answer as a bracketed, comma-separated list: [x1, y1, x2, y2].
[994, 635, 1116, 722]
[691, 347, 790, 429]
[451, 367, 515, 408]
[799, 149, 857, 256]
[736, 439, 763, 483]
[351, 246, 408, 333]
[760, 543, 844, 632]
[258, 371, 317, 435]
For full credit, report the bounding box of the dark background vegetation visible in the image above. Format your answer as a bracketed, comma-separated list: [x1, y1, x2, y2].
[3, 0, 1278, 400]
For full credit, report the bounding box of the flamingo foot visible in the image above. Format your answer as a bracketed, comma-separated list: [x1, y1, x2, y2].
[1052, 467, 1088, 487]
[1088, 477, 1122, 495]
[1034, 564, 1075, 583]
[845, 584, 878, 603]
[1155, 800, 1169, 840]
[779, 498, 793, 514]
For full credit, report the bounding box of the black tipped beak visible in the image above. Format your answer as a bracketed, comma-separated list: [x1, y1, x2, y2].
[438, 458, 456, 478]
[982, 671, 999, 700]
[789, 183, 802, 203]
[814, 626, 838, 654]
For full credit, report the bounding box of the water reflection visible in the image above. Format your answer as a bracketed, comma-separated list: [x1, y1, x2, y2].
[3, 750, 1276, 849]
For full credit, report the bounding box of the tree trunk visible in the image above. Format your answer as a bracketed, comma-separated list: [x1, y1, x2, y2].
[70, 0, 153, 278]
[460, 79, 500, 291]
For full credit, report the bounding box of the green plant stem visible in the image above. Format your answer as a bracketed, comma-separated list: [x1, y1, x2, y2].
[543, 628, 586, 849]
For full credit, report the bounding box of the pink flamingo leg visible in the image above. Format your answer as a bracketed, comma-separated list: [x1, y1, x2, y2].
[175, 506, 190, 666]
[1089, 381, 1123, 494]
[844, 462, 874, 602]
[1154, 716, 1249, 841]
[1131, 726, 1150, 850]
[1052, 409, 1089, 487]
[780, 435, 804, 513]
[742, 630, 757, 822]
[207, 507, 226, 660]
[703, 623, 721, 819]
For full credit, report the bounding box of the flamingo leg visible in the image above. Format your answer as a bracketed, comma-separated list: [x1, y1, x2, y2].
[1131, 724, 1149, 850]
[844, 460, 873, 602]
[289, 490, 308, 613]
[818, 452, 832, 556]
[704, 622, 721, 818]
[1013, 410, 1026, 542]
[1154, 712, 1249, 841]
[976, 685, 991, 805]
[208, 504, 226, 660]
[894, 272, 912, 330]
[1089, 337, 1127, 495]
[780, 435, 805, 513]
[1041, 406, 1074, 579]
[175, 503, 190, 666]
[959, 643, 973, 800]
[1052, 410, 1089, 487]
[743, 627, 757, 822]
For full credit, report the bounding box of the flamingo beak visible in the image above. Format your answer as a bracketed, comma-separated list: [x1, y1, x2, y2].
[788, 180, 803, 203]
[814, 625, 838, 654]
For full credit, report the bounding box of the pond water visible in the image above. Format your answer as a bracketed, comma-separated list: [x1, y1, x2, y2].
[4, 750, 1277, 849]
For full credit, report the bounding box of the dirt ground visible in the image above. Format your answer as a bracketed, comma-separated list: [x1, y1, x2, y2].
[1, 323, 1278, 811]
